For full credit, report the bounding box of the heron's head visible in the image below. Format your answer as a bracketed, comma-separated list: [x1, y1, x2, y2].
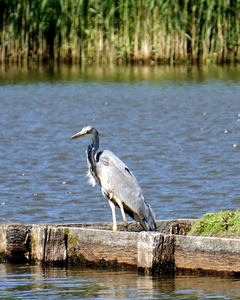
[71, 125, 99, 140]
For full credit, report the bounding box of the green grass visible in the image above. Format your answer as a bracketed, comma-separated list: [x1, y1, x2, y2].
[188, 210, 240, 238]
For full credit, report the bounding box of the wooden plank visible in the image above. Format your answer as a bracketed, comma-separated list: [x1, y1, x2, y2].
[5, 224, 30, 263]
[31, 225, 67, 264]
[138, 232, 174, 273]
[66, 227, 139, 267]
[175, 235, 240, 274]
[2, 219, 240, 275]
[44, 226, 67, 264]
[57, 219, 195, 234]
[0, 224, 7, 261]
[66, 227, 174, 272]
[30, 225, 46, 263]
[29, 225, 174, 271]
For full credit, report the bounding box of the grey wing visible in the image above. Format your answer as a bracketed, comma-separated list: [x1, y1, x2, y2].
[96, 150, 156, 231]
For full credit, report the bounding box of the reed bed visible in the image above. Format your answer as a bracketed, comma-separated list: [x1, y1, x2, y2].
[0, 0, 239, 65]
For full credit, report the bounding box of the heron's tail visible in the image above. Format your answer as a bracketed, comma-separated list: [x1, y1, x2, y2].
[141, 204, 157, 231]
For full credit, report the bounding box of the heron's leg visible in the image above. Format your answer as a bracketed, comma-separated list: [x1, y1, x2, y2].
[108, 199, 117, 231]
[114, 198, 129, 230]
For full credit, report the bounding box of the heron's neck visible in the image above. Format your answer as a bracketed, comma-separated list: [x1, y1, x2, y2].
[91, 134, 99, 157]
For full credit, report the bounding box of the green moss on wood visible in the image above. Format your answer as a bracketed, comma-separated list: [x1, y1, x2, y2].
[68, 253, 89, 265]
[188, 210, 240, 238]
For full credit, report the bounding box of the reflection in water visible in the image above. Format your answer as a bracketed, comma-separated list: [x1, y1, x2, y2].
[0, 64, 240, 85]
[0, 264, 240, 299]
[0, 264, 157, 299]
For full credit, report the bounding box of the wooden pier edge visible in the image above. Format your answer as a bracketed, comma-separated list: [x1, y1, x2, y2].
[175, 235, 240, 275]
[1, 219, 240, 275]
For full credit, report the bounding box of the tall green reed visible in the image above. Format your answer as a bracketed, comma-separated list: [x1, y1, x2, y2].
[0, 0, 239, 65]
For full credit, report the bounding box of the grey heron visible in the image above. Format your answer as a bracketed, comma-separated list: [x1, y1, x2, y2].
[71, 125, 156, 231]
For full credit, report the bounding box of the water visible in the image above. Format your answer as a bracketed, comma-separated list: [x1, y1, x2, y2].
[1, 264, 240, 300]
[0, 64, 240, 298]
[0, 65, 239, 224]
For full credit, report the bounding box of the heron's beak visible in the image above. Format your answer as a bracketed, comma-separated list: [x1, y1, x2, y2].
[70, 131, 86, 139]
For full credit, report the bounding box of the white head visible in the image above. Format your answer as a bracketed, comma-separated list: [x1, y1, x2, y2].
[71, 126, 99, 140]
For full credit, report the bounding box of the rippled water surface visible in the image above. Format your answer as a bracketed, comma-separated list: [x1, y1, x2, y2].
[0, 65, 240, 298]
[1, 65, 239, 224]
[1, 264, 240, 300]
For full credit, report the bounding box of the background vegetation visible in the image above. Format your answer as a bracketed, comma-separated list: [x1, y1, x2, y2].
[188, 210, 240, 238]
[0, 0, 239, 65]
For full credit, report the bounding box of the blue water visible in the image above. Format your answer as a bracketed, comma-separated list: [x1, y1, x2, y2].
[0, 264, 240, 300]
[0, 65, 239, 225]
[0, 64, 240, 299]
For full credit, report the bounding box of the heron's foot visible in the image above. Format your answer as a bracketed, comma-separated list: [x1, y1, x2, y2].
[112, 224, 117, 231]
[124, 222, 129, 231]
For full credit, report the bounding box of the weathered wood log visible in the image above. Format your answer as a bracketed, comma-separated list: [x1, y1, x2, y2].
[56, 219, 195, 235]
[175, 235, 240, 275]
[137, 231, 174, 273]
[0, 220, 181, 272]
[0, 224, 7, 261]
[30, 225, 174, 272]
[31, 225, 67, 265]
[1, 219, 240, 275]
[66, 227, 138, 266]
[4, 224, 30, 263]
